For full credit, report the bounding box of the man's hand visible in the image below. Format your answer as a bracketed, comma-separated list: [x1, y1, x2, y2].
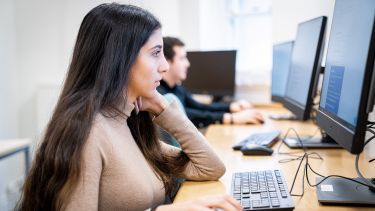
[230, 100, 252, 113]
[232, 109, 264, 124]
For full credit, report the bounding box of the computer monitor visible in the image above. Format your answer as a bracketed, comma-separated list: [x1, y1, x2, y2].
[283, 16, 326, 120]
[315, 0, 375, 205]
[271, 41, 294, 103]
[183, 50, 236, 98]
[317, 0, 375, 154]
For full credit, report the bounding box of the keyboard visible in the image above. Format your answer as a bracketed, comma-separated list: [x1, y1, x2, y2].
[232, 131, 281, 150]
[231, 170, 294, 210]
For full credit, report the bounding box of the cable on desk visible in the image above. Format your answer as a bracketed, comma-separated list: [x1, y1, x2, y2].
[276, 127, 323, 163]
[355, 127, 375, 190]
[273, 127, 323, 196]
[367, 121, 375, 129]
[287, 126, 375, 197]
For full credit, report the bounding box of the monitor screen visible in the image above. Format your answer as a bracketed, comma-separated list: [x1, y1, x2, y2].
[271, 41, 294, 103]
[283, 17, 326, 120]
[317, 0, 375, 154]
[183, 50, 236, 97]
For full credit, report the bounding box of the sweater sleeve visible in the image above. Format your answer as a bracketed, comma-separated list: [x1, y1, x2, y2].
[153, 100, 226, 181]
[64, 123, 110, 211]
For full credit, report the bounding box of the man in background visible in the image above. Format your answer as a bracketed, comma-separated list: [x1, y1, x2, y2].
[158, 36, 264, 128]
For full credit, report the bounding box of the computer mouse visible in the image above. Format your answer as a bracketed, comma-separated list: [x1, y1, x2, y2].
[240, 143, 274, 156]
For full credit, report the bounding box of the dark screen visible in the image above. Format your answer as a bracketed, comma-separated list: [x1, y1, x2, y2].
[183, 50, 236, 97]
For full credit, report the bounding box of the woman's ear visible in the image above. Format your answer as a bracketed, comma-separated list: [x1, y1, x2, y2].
[134, 100, 139, 114]
[134, 97, 142, 114]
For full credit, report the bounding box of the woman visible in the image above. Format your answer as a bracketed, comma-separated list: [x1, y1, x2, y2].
[18, 3, 241, 211]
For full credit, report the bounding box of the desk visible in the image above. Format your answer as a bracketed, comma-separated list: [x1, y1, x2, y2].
[0, 139, 31, 175]
[174, 107, 375, 210]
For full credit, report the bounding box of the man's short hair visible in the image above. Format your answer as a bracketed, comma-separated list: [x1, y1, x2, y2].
[163, 37, 185, 61]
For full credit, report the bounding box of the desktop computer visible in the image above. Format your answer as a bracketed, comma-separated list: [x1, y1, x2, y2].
[315, 0, 375, 205]
[236, 17, 333, 151]
[231, 0, 375, 208]
[280, 16, 342, 149]
[183, 50, 236, 99]
[283, 16, 326, 121]
[270, 41, 297, 120]
[271, 41, 294, 103]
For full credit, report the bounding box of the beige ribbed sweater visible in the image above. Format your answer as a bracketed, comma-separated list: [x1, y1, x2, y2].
[64, 101, 226, 210]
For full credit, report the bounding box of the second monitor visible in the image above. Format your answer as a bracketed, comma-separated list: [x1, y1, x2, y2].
[271, 41, 294, 103]
[283, 16, 327, 121]
[281, 16, 341, 148]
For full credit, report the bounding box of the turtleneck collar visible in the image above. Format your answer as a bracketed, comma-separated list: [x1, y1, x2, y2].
[122, 100, 135, 118]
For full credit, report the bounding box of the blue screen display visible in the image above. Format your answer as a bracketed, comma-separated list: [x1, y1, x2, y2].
[285, 17, 324, 107]
[320, 0, 375, 127]
[272, 42, 294, 98]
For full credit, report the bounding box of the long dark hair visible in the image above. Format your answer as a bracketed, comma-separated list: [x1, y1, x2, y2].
[18, 3, 188, 210]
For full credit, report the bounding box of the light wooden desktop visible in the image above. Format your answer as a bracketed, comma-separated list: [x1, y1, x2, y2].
[173, 106, 375, 210]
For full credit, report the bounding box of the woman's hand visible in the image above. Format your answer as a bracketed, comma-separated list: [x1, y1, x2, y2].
[156, 194, 242, 211]
[135, 91, 169, 116]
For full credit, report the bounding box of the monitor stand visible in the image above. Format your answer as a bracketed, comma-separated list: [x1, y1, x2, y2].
[316, 177, 375, 206]
[284, 134, 341, 149]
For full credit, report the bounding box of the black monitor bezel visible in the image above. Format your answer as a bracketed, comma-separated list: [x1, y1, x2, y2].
[271, 40, 294, 104]
[271, 95, 284, 103]
[316, 9, 375, 154]
[184, 50, 236, 97]
[283, 16, 327, 120]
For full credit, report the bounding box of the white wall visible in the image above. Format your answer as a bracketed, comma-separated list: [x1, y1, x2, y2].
[272, 0, 335, 65]
[0, 1, 22, 210]
[0, 0, 18, 139]
[178, 0, 201, 50]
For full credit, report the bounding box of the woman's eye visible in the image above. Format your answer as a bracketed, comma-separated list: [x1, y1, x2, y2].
[152, 50, 161, 57]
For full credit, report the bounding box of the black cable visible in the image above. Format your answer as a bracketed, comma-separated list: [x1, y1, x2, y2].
[275, 127, 323, 196]
[277, 128, 309, 154]
[355, 128, 375, 189]
[278, 152, 323, 163]
[288, 153, 307, 196]
[277, 127, 323, 163]
[287, 127, 375, 197]
[366, 121, 375, 129]
[288, 152, 374, 197]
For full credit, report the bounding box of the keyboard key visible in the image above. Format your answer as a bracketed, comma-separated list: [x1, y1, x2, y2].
[281, 191, 288, 198]
[231, 170, 294, 210]
[269, 192, 277, 198]
[260, 192, 268, 198]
